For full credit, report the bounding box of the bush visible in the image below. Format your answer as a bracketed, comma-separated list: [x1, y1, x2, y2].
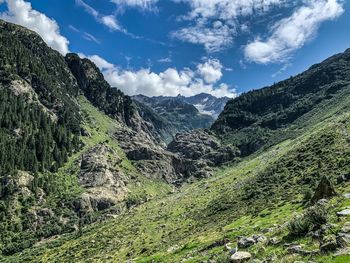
[288, 202, 329, 236]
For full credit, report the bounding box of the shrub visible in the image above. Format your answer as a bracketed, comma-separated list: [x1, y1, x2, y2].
[288, 202, 329, 236]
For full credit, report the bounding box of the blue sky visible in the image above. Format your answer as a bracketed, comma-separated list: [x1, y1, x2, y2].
[0, 0, 349, 98]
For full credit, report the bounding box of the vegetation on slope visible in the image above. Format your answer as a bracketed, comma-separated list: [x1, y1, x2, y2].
[5, 109, 350, 262]
[212, 48, 350, 156]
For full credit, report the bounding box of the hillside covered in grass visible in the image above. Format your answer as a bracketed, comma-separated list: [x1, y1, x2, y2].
[5, 109, 350, 263]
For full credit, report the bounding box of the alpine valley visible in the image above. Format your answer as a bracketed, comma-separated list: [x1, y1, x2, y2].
[1, 19, 350, 263]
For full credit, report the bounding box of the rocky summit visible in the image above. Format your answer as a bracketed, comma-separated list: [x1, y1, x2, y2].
[1, 11, 350, 263]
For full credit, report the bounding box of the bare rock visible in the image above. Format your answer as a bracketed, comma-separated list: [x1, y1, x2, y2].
[311, 176, 337, 204]
[320, 235, 338, 253]
[77, 144, 128, 211]
[238, 237, 256, 248]
[230, 251, 252, 262]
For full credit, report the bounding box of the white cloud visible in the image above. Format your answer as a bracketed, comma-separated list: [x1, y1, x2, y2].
[101, 15, 120, 31]
[245, 0, 344, 64]
[158, 57, 172, 63]
[172, 0, 286, 52]
[175, 0, 285, 21]
[82, 54, 236, 98]
[111, 0, 158, 10]
[69, 25, 100, 44]
[197, 59, 223, 84]
[76, 0, 121, 31]
[78, 53, 115, 70]
[0, 0, 69, 54]
[82, 32, 100, 44]
[172, 20, 234, 53]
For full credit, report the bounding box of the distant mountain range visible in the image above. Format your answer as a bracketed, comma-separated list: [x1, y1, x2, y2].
[133, 93, 230, 119]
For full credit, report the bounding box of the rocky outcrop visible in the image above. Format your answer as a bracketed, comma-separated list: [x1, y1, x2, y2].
[76, 144, 128, 211]
[167, 130, 238, 178]
[66, 53, 170, 144]
[311, 176, 337, 204]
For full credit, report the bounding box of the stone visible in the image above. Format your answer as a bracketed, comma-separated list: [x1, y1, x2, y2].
[320, 235, 338, 253]
[337, 209, 350, 216]
[268, 237, 281, 245]
[334, 247, 350, 256]
[167, 245, 179, 253]
[238, 237, 256, 248]
[230, 251, 252, 262]
[224, 243, 233, 251]
[287, 245, 319, 256]
[252, 234, 267, 243]
[341, 222, 350, 233]
[336, 233, 350, 248]
[310, 176, 337, 204]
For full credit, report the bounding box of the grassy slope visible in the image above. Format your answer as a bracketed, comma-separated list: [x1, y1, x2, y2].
[5, 91, 350, 262]
[41, 96, 172, 209]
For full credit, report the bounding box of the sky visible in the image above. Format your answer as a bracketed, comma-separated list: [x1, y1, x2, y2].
[0, 0, 349, 98]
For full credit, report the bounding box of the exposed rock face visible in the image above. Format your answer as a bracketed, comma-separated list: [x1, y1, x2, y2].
[65, 53, 169, 144]
[132, 94, 215, 142]
[167, 129, 238, 167]
[77, 144, 128, 211]
[113, 127, 185, 184]
[311, 176, 337, 204]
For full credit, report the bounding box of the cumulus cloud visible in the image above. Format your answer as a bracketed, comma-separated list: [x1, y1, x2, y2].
[82, 54, 236, 98]
[197, 59, 223, 84]
[0, 0, 69, 54]
[172, 20, 234, 53]
[76, 0, 121, 31]
[79, 53, 114, 70]
[172, 0, 285, 52]
[245, 0, 344, 64]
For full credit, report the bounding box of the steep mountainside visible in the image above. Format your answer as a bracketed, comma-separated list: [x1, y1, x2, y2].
[0, 20, 218, 256]
[212, 49, 350, 155]
[133, 94, 214, 141]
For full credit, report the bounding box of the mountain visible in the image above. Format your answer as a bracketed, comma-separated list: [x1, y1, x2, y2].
[212, 48, 350, 155]
[0, 19, 233, 257]
[180, 93, 230, 118]
[134, 93, 229, 119]
[132, 94, 215, 141]
[2, 19, 350, 263]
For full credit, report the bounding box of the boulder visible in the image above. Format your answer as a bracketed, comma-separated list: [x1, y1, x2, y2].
[230, 251, 252, 262]
[310, 176, 337, 204]
[320, 235, 338, 253]
[238, 237, 256, 248]
[336, 233, 350, 248]
[341, 222, 350, 233]
[337, 208, 350, 216]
